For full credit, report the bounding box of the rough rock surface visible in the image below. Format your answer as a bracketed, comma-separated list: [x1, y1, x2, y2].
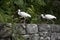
[0, 23, 60, 40]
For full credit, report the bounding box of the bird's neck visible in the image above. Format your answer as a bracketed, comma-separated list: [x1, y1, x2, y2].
[18, 11, 21, 14]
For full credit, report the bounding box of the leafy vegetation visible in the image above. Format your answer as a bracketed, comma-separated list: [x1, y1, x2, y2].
[0, 0, 60, 24]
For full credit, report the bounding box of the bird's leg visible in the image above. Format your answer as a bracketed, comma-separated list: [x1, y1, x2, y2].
[46, 20, 48, 24]
[19, 17, 23, 18]
[46, 20, 49, 24]
[50, 20, 54, 24]
[23, 17, 27, 29]
[19, 17, 24, 23]
[24, 17, 26, 24]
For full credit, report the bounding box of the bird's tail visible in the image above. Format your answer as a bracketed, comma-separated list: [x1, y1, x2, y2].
[28, 15, 31, 17]
[54, 17, 56, 19]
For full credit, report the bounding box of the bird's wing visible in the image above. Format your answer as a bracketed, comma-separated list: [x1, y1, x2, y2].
[21, 12, 31, 17]
[45, 14, 56, 18]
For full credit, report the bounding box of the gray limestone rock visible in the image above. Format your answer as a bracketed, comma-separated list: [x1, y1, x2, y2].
[14, 24, 26, 34]
[38, 24, 51, 32]
[22, 35, 30, 40]
[26, 24, 38, 34]
[31, 34, 39, 40]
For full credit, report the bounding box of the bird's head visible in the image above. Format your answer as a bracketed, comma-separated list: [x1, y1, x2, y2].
[41, 14, 45, 18]
[18, 9, 21, 12]
[41, 14, 44, 16]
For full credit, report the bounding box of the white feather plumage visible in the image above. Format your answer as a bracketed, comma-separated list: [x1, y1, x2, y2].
[41, 14, 56, 24]
[41, 14, 56, 20]
[18, 9, 31, 18]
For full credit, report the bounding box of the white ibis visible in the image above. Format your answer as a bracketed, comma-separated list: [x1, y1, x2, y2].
[41, 14, 56, 24]
[18, 9, 31, 24]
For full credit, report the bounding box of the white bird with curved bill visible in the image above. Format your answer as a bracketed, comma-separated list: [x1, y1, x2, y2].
[18, 9, 31, 24]
[41, 14, 56, 24]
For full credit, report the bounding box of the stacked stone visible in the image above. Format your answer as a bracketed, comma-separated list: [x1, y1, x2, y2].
[15, 24, 53, 40]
